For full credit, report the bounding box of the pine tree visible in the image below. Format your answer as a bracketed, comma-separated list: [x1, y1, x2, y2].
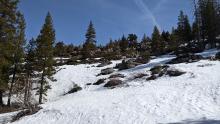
[151, 26, 162, 55]
[85, 21, 96, 45]
[140, 34, 151, 52]
[176, 11, 192, 46]
[0, 0, 20, 106]
[23, 38, 36, 107]
[195, 0, 219, 48]
[127, 34, 138, 49]
[82, 21, 96, 59]
[7, 11, 26, 106]
[119, 35, 129, 53]
[36, 12, 55, 104]
[54, 41, 66, 64]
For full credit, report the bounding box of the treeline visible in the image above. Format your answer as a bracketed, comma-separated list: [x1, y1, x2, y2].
[54, 0, 220, 63]
[0, 0, 220, 110]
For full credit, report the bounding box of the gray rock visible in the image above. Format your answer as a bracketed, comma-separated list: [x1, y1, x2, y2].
[101, 68, 114, 75]
[104, 79, 123, 88]
[93, 79, 106, 85]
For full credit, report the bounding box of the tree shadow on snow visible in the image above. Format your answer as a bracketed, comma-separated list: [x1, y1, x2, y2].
[164, 119, 220, 124]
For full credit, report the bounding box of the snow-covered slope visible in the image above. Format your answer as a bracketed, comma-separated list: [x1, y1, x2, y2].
[4, 49, 220, 124]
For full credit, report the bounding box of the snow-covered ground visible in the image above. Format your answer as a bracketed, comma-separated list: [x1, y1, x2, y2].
[1, 49, 220, 124]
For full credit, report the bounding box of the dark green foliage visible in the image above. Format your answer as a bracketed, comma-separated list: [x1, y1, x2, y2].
[127, 34, 138, 49]
[195, 0, 220, 48]
[35, 12, 55, 104]
[151, 26, 163, 56]
[176, 11, 192, 46]
[23, 38, 37, 106]
[82, 21, 96, 59]
[7, 11, 26, 106]
[0, 0, 26, 106]
[139, 34, 151, 52]
[119, 35, 129, 53]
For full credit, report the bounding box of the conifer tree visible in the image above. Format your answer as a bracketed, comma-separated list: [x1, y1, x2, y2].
[119, 35, 129, 53]
[194, 0, 219, 48]
[82, 21, 96, 59]
[151, 26, 162, 55]
[54, 41, 66, 64]
[127, 34, 138, 49]
[140, 34, 151, 52]
[0, 0, 21, 106]
[7, 11, 26, 106]
[35, 12, 55, 104]
[176, 11, 192, 46]
[23, 38, 36, 106]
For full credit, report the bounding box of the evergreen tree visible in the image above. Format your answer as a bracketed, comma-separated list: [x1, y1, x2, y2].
[35, 12, 55, 104]
[169, 27, 179, 52]
[7, 11, 26, 106]
[151, 26, 162, 55]
[195, 0, 219, 48]
[140, 34, 151, 52]
[176, 11, 192, 46]
[54, 41, 66, 64]
[119, 35, 129, 53]
[82, 21, 96, 59]
[127, 34, 138, 49]
[23, 38, 36, 107]
[0, 0, 20, 106]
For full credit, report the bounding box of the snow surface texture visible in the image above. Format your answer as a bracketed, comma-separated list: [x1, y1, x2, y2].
[2, 49, 220, 124]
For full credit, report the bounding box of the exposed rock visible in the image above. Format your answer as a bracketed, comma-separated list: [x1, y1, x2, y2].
[150, 65, 169, 75]
[147, 65, 186, 80]
[146, 75, 157, 81]
[166, 69, 186, 77]
[97, 61, 112, 67]
[66, 84, 82, 94]
[93, 79, 106, 85]
[104, 79, 123, 88]
[86, 83, 92, 85]
[101, 68, 114, 75]
[109, 73, 125, 79]
[168, 54, 203, 64]
[115, 59, 142, 70]
[133, 73, 148, 79]
[11, 106, 42, 122]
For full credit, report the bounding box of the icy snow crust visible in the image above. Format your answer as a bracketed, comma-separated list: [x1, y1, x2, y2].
[6, 49, 220, 124]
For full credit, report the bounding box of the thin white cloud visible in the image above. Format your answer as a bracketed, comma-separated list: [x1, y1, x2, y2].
[134, 0, 161, 31]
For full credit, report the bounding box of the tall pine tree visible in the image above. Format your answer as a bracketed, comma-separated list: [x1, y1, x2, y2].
[151, 26, 162, 56]
[36, 12, 55, 104]
[0, 0, 21, 106]
[7, 11, 26, 106]
[82, 21, 96, 59]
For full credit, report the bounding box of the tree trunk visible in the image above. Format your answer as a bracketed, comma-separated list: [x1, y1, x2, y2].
[39, 71, 45, 104]
[0, 90, 3, 106]
[7, 64, 17, 107]
[24, 75, 29, 106]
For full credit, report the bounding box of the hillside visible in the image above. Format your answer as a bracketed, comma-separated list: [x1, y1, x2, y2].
[0, 49, 219, 124]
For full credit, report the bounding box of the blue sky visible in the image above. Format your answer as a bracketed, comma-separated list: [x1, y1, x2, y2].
[19, 0, 193, 45]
